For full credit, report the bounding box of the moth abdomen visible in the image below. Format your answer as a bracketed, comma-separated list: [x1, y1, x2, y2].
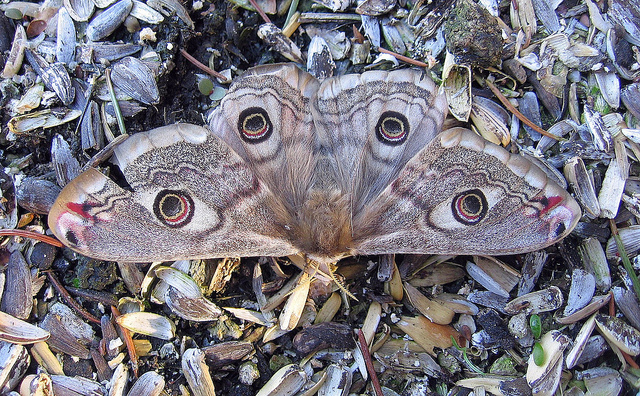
[286, 189, 353, 262]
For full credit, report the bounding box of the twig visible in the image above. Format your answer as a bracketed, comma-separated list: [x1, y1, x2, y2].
[609, 290, 615, 317]
[105, 69, 126, 136]
[67, 286, 119, 307]
[609, 219, 640, 301]
[282, 11, 301, 38]
[357, 329, 383, 396]
[73, 74, 97, 136]
[378, 47, 429, 68]
[0, 229, 64, 247]
[81, 134, 129, 172]
[623, 350, 640, 369]
[45, 271, 101, 324]
[111, 305, 139, 377]
[611, 291, 640, 369]
[247, 0, 270, 23]
[283, 0, 299, 30]
[451, 336, 484, 374]
[179, 48, 230, 82]
[485, 79, 559, 140]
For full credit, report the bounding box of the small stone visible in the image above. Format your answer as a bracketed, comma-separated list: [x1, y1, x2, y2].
[28, 242, 57, 269]
[238, 361, 260, 385]
[444, 0, 503, 68]
[292, 322, 356, 355]
[159, 343, 179, 360]
[503, 58, 527, 84]
[268, 355, 291, 373]
[16, 178, 60, 215]
[490, 355, 519, 376]
[139, 27, 157, 42]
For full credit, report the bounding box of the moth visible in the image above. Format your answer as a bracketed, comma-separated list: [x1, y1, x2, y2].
[49, 64, 581, 328]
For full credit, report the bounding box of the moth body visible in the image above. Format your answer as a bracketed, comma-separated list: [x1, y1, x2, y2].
[285, 189, 353, 264]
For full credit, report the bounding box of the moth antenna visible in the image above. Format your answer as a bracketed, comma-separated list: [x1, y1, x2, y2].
[329, 268, 358, 301]
[302, 258, 358, 301]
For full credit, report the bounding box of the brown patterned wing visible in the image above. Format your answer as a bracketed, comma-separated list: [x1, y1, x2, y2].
[312, 69, 448, 215]
[352, 128, 581, 256]
[48, 124, 299, 262]
[208, 64, 320, 212]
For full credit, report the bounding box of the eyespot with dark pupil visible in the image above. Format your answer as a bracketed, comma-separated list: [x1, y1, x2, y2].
[554, 222, 566, 237]
[238, 107, 272, 143]
[375, 111, 409, 145]
[65, 230, 79, 246]
[153, 190, 194, 228]
[452, 189, 488, 225]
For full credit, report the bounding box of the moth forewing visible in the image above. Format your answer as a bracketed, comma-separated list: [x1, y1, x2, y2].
[279, 272, 311, 331]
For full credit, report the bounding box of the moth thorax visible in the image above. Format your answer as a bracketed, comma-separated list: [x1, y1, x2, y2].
[293, 190, 352, 260]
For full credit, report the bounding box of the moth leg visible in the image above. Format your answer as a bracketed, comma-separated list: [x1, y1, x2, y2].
[303, 257, 358, 302]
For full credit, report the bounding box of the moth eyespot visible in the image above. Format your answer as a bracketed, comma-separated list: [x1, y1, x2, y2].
[452, 189, 488, 225]
[375, 111, 409, 145]
[153, 190, 194, 228]
[554, 222, 567, 237]
[238, 107, 272, 143]
[65, 230, 79, 246]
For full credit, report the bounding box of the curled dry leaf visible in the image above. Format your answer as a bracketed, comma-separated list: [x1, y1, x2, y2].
[182, 348, 216, 396]
[0, 341, 30, 391]
[396, 315, 459, 356]
[0, 311, 49, 345]
[595, 313, 640, 356]
[292, 322, 355, 355]
[128, 370, 165, 395]
[403, 281, 454, 325]
[504, 286, 564, 315]
[566, 314, 597, 370]
[116, 312, 176, 340]
[201, 340, 253, 369]
[155, 267, 222, 322]
[256, 364, 307, 396]
[526, 330, 569, 395]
